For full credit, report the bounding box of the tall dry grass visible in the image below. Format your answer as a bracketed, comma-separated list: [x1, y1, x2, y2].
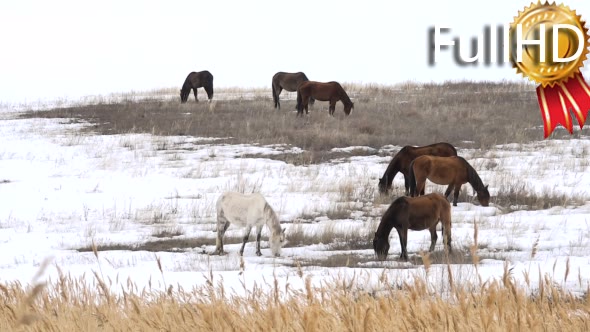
[1, 265, 589, 331]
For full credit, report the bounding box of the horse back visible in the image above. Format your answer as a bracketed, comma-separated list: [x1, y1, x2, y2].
[274, 72, 310, 91]
[187, 71, 213, 88]
[216, 192, 267, 226]
[298, 81, 342, 101]
[406, 193, 450, 230]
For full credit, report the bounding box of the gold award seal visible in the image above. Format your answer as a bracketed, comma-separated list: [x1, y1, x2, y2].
[510, 2, 590, 137]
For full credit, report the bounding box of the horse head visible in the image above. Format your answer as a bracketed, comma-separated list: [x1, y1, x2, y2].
[344, 102, 354, 116]
[373, 232, 390, 261]
[180, 89, 189, 103]
[269, 227, 286, 257]
[476, 185, 490, 206]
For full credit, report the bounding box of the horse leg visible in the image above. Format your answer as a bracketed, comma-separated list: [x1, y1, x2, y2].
[396, 227, 409, 261]
[193, 89, 198, 102]
[239, 226, 253, 256]
[444, 185, 453, 201]
[429, 225, 438, 252]
[255, 225, 263, 256]
[415, 178, 426, 197]
[297, 100, 306, 117]
[453, 184, 461, 206]
[304, 96, 310, 115]
[404, 176, 410, 196]
[329, 101, 336, 116]
[215, 219, 230, 255]
[275, 87, 282, 109]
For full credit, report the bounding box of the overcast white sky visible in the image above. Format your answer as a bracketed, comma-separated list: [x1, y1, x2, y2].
[1, 0, 589, 103]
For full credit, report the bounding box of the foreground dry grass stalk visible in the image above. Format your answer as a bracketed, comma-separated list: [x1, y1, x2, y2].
[0, 270, 588, 331]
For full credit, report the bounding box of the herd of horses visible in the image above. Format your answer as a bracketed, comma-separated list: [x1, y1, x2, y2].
[214, 142, 490, 262]
[180, 71, 354, 117]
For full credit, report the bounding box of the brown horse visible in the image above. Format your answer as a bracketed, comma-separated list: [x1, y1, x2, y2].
[373, 193, 452, 261]
[180, 71, 214, 103]
[272, 72, 314, 109]
[409, 156, 490, 207]
[296, 81, 353, 117]
[378, 142, 457, 195]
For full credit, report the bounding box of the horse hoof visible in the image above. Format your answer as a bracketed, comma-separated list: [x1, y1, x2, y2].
[256, 252, 262, 257]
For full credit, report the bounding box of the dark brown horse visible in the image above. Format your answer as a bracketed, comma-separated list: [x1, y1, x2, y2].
[378, 142, 457, 195]
[272, 72, 314, 109]
[373, 193, 452, 261]
[180, 71, 214, 103]
[296, 81, 353, 117]
[409, 156, 490, 207]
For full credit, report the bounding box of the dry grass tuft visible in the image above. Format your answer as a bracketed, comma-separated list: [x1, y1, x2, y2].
[0, 266, 588, 331]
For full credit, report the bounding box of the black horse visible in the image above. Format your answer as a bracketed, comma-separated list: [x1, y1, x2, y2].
[272, 72, 314, 109]
[180, 71, 214, 103]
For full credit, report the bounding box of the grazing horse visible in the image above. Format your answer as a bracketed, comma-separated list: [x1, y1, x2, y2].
[180, 71, 214, 103]
[296, 81, 353, 117]
[272, 72, 314, 109]
[409, 156, 490, 207]
[215, 192, 286, 257]
[373, 193, 452, 261]
[378, 142, 457, 195]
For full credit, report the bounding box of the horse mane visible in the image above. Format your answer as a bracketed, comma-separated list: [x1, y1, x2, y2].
[263, 202, 281, 235]
[333, 82, 353, 107]
[376, 197, 408, 238]
[457, 156, 485, 191]
[381, 147, 408, 186]
[442, 143, 458, 155]
[181, 73, 193, 92]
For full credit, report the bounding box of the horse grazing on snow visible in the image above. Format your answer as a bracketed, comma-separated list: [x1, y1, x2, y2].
[409, 155, 490, 207]
[373, 193, 452, 261]
[215, 192, 286, 257]
[180, 71, 214, 103]
[272, 72, 314, 109]
[378, 142, 457, 195]
[296, 81, 353, 117]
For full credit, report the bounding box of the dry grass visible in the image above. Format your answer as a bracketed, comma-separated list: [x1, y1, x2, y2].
[1, 265, 589, 331]
[22, 81, 589, 165]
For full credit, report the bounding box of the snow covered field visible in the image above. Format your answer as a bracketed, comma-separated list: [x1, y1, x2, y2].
[1, 106, 589, 298]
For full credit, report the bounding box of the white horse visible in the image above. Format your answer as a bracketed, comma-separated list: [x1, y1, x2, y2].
[215, 192, 286, 257]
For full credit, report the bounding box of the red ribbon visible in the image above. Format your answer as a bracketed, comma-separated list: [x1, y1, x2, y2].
[536, 73, 590, 138]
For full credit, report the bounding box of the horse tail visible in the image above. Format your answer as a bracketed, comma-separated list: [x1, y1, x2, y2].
[207, 73, 214, 100]
[408, 159, 417, 196]
[440, 196, 452, 250]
